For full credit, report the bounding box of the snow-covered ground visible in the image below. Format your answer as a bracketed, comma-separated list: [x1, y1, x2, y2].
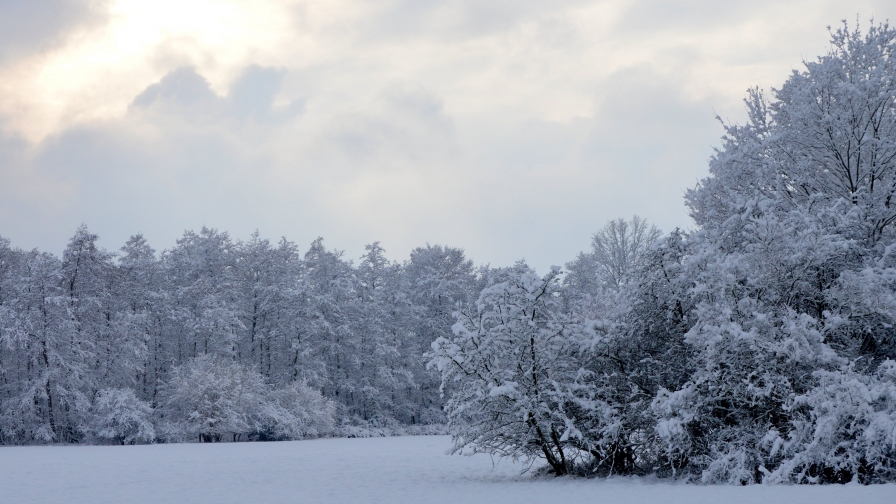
[1, 435, 893, 504]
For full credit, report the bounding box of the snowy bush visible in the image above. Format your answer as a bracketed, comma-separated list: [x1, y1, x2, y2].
[260, 381, 336, 439]
[159, 354, 336, 442]
[160, 355, 270, 442]
[762, 363, 896, 483]
[87, 388, 155, 445]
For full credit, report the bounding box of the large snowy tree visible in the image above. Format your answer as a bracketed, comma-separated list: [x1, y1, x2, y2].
[660, 21, 896, 483]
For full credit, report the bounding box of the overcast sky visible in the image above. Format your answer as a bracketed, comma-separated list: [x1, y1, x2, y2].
[0, 1, 893, 270]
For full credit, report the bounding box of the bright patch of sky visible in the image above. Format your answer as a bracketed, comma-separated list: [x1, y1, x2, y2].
[0, 0, 893, 269]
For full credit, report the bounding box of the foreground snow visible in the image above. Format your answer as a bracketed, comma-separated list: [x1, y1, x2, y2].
[1, 436, 894, 504]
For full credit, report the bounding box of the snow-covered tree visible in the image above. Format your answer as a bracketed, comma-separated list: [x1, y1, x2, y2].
[663, 20, 896, 483]
[576, 216, 662, 290]
[0, 234, 95, 443]
[295, 238, 357, 406]
[87, 388, 155, 445]
[430, 265, 586, 475]
[3, 228, 473, 444]
[761, 362, 896, 483]
[116, 234, 165, 405]
[402, 244, 477, 425]
[163, 228, 242, 361]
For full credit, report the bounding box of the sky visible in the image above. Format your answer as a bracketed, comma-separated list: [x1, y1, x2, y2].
[0, 1, 894, 270]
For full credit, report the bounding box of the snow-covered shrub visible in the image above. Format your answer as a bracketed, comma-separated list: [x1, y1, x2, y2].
[160, 355, 337, 442]
[87, 388, 155, 445]
[763, 363, 896, 483]
[652, 258, 843, 483]
[826, 266, 896, 362]
[261, 381, 336, 439]
[160, 355, 270, 442]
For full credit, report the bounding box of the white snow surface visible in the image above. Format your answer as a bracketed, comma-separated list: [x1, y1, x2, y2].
[1, 435, 894, 504]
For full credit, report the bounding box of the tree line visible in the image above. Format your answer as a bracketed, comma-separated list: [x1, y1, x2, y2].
[0, 229, 478, 444]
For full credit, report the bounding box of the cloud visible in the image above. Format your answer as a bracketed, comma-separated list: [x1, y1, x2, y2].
[0, 0, 110, 64]
[0, 60, 717, 271]
[229, 66, 304, 123]
[2, 1, 896, 271]
[0, 65, 458, 260]
[439, 63, 720, 266]
[360, 0, 591, 40]
[131, 67, 219, 111]
[130, 66, 303, 124]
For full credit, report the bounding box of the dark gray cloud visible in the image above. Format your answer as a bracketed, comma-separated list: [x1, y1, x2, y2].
[131, 66, 304, 125]
[131, 67, 219, 111]
[0, 0, 110, 64]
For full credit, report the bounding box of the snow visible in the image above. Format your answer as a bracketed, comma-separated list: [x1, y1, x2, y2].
[1, 436, 894, 504]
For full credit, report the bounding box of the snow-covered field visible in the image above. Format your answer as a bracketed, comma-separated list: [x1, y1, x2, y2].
[1, 435, 893, 504]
